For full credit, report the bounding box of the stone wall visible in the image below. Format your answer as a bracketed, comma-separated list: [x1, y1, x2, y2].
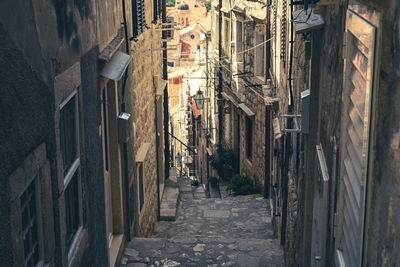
[278, 0, 400, 266]
[0, 0, 165, 265]
[364, 0, 400, 265]
[131, 22, 163, 237]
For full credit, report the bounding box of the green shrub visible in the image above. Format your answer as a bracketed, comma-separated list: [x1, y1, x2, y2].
[205, 1, 211, 12]
[227, 174, 261, 195]
[167, 0, 175, 7]
[210, 144, 237, 181]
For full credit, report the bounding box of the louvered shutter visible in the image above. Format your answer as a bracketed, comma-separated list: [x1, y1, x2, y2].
[336, 9, 376, 267]
[133, 0, 146, 37]
[280, 0, 286, 63]
[153, 0, 162, 22]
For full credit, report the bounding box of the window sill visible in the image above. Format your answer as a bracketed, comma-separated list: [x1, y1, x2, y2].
[68, 227, 88, 267]
[108, 234, 124, 267]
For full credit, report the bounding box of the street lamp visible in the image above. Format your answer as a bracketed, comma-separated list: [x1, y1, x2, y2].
[194, 90, 205, 110]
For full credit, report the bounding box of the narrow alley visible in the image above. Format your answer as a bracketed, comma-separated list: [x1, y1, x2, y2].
[119, 169, 284, 267]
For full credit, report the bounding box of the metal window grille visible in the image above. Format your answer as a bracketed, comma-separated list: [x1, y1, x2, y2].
[21, 179, 40, 267]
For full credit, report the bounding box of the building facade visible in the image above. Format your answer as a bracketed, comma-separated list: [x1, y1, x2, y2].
[0, 0, 167, 266]
[208, 0, 400, 266]
[209, 0, 272, 194]
[268, 0, 400, 266]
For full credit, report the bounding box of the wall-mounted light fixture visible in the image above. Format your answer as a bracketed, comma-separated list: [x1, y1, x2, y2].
[194, 90, 205, 110]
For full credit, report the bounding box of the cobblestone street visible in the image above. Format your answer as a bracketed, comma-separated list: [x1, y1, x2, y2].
[119, 176, 284, 267]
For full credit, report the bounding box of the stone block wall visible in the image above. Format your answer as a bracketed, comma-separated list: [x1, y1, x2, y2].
[130, 23, 163, 237]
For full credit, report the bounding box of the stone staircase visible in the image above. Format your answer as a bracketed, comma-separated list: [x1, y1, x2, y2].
[119, 176, 284, 267]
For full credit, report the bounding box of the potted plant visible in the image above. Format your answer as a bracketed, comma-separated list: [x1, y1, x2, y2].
[189, 176, 199, 186]
[210, 144, 236, 181]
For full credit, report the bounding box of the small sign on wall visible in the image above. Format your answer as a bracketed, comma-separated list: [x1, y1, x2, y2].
[273, 118, 282, 139]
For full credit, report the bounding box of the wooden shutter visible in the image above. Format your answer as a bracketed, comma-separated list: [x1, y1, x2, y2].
[336, 9, 376, 267]
[153, 0, 162, 22]
[133, 0, 146, 37]
[280, 0, 287, 62]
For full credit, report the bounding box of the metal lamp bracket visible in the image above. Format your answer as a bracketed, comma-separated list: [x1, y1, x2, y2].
[281, 114, 301, 133]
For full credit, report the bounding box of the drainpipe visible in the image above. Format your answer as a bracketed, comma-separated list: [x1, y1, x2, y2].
[281, 0, 295, 246]
[121, 0, 131, 241]
[217, 0, 223, 145]
[264, 106, 271, 198]
[162, 0, 170, 180]
[329, 136, 338, 265]
[155, 97, 161, 220]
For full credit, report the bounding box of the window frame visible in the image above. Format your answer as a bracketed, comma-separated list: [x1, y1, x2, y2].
[246, 117, 253, 161]
[235, 18, 244, 64]
[20, 176, 44, 267]
[223, 14, 231, 58]
[59, 91, 83, 259]
[254, 28, 266, 78]
[132, 0, 146, 38]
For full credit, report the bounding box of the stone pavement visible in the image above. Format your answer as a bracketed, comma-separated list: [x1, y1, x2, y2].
[119, 177, 284, 267]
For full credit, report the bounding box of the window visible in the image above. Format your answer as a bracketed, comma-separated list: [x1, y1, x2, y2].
[246, 117, 253, 161]
[153, 0, 161, 22]
[60, 92, 82, 251]
[166, 17, 175, 39]
[280, 0, 287, 65]
[255, 31, 265, 77]
[132, 0, 146, 38]
[336, 8, 378, 266]
[21, 178, 41, 267]
[60, 96, 77, 175]
[102, 89, 109, 171]
[236, 20, 243, 63]
[65, 172, 80, 248]
[223, 15, 230, 57]
[138, 164, 144, 211]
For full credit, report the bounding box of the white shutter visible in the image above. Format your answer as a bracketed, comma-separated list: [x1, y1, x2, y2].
[336, 9, 376, 267]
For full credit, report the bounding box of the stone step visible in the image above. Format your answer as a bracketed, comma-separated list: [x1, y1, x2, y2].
[121, 238, 284, 267]
[159, 186, 179, 221]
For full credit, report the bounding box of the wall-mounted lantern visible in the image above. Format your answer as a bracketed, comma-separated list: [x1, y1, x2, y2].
[194, 90, 205, 110]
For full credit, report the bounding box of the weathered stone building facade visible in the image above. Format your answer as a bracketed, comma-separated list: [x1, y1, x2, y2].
[269, 0, 400, 266]
[209, 0, 272, 194]
[0, 0, 167, 266]
[206, 0, 400, 266]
